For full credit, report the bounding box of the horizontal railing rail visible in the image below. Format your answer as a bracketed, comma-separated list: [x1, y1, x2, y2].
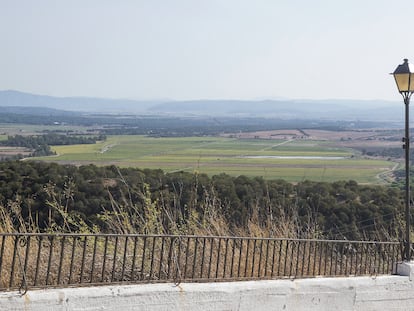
[0, 233, 402, 292]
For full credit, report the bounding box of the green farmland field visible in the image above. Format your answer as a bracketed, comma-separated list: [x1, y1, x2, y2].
[34, 135, 398, 183]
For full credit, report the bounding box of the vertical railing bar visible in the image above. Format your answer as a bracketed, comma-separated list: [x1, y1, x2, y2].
[167, 237, 174, 280]
[207, 238, 214, 279]
[223, 238, 229, 278]
[264, 239, 270, 277]
[149, 236, 156, 280]
[306, 241, 311, 276]
[301, 241, 307, 277]
[289, 240, 295, 277]
[111, 236, 118, 282]
[158, 237, 165, 280]
[22, 236, 31, 288]
[391, 244, 396, 275]
[251, 239, 257, 278]
[312, 241, 317, 276]
[329, 243, 334, 276]
[355, 243, 360, 276]
[388, 244, 393, 274]
[355, 243, 360, 275]
[271, 240, 277, 277]
[276, 240, 282, 277]
[362, 242, 368, 275]
[45, 236, 55, 286]
[223, 238, 230, 278]
[0, 235, 6, 283]
[230, 238, 236, 278]
[80, 236, 88, 284]
[140, 237, 147, 280]
[192, 238, 199, 280]
[215, 238, 222, 279]
[244, 239, 250, 278]
[361, 243, 367, 275]
[334, 244, 339, 276]
[373, 243, 378, 275]
[336, 243, 340, 275]
[324, 242, 329, 276]
[57, 236, 65, 285]
[101, 236, 109, 282]
[237, 239, 243, 278]
[68, 236, 76, 284]
[384, 244, 389, 274]
[332, 244, 337, 276]
[334, 243, 339, 276]
[385, 244, 390, 274]
[9, 236, 19, 288]
[393, 243, 398, 273]
[367, 244, 372, 275]
[347, 243, 351, 275]
[257, 240, 263, 278]
[131, 236, 138, 281]
[184, 237, 190, 279]
[345, 243, 350, 276]
[379, 244, 383, 275]
[348, 243, 353, 276]
[176, 237, 182, 281]
[121, 236, 128, 281]
[295, 241, 301, 277]
[21, 236, 31, 288]
[182, 237, 190, 279]
[317, 242, 323, 276]
[337, 244, 341, 276]
[344, 243, 348, 275]
[339, 244, 345, 276]
[90, 236, 98, 283]
[200, 238, 206, 279]
[283, 240, 289, 277]
[368, 243, 373, 275]
[391, 244, 401, 272]
[359, 243, 365, 275]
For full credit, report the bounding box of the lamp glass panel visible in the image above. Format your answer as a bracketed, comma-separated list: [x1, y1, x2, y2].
[394, 73, 410, 92]
[410, 73, 414, 91]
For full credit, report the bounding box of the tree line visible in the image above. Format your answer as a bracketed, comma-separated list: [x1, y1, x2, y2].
[0, 134, 106, 157]
[0, 160, 404, 240]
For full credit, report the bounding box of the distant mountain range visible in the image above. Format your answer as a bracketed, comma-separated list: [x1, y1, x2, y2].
[0, 90, 157, 114]
[0, 90, 403, 122]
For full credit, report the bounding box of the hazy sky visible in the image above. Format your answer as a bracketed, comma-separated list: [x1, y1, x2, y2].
[1, 0, 414, 101]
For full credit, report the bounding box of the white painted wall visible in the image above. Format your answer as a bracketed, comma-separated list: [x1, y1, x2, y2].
[2, 262, 414, 311]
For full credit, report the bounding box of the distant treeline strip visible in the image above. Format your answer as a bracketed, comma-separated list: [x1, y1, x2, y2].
[0, 134, 106, 147]
[0, 134, 106, 157]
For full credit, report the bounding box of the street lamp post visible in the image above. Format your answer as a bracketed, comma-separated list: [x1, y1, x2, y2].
[392, 58, 414, 261]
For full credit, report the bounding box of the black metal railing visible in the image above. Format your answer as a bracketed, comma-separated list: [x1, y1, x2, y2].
[0, 233, 402, 292]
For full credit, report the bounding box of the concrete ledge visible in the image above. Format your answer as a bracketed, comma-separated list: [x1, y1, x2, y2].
[1, 274, 414, 311]
[396, 261, 414, 280]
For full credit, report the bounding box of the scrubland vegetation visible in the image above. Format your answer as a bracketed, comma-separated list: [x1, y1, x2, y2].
[0, 161, 404, 241]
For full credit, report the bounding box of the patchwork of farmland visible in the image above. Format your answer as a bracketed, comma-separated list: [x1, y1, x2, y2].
[35, 135, 398, 183]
